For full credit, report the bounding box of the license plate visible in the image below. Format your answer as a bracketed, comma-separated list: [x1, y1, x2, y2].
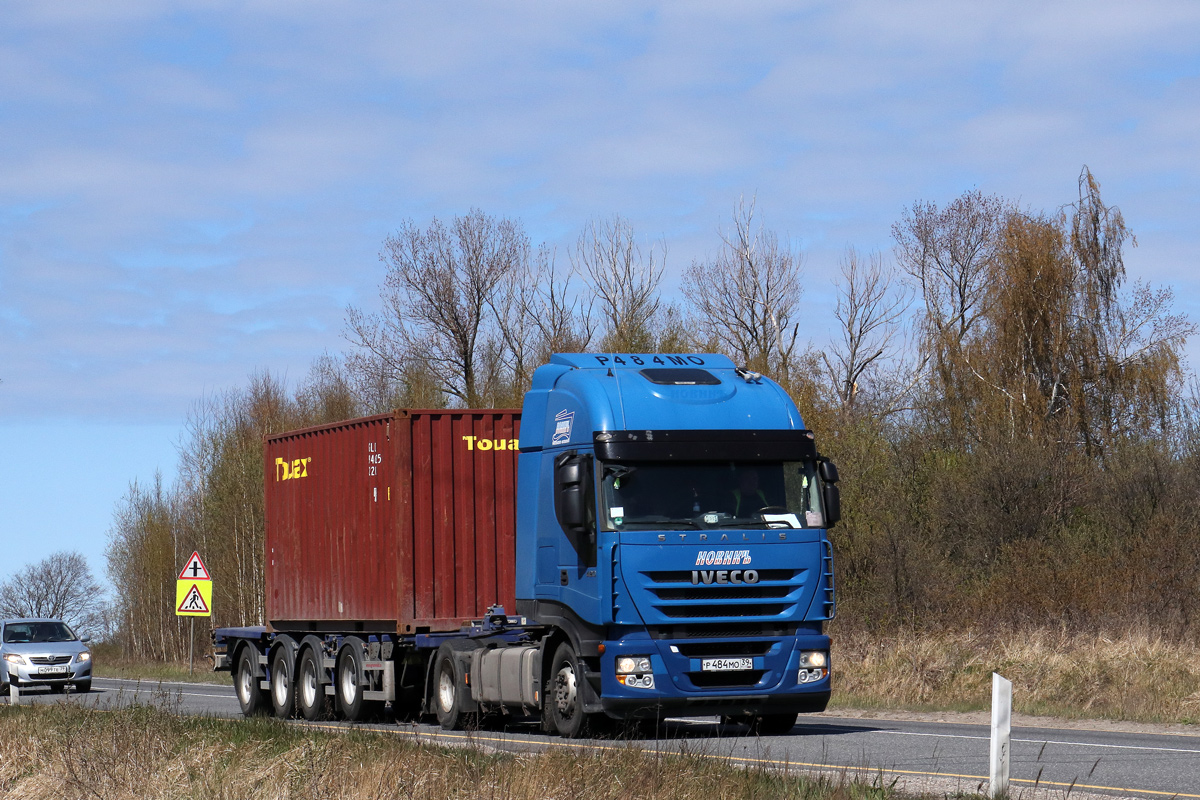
[701, 657, 753, 672]
[38, 666, 69, 675]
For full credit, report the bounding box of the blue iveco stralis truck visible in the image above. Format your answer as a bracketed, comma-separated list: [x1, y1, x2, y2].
[214, 353, 840, 737]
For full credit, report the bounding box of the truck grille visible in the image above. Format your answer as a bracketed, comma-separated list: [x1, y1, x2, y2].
[674, 640, 776, 657]
[687, 670, 766, 688]
[643, 569, 805, 620]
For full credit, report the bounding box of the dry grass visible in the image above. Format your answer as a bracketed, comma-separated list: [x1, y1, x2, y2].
[832, 627, 1200, 724]
[0, 703, 956, 800]
[91, 643, 233, 686]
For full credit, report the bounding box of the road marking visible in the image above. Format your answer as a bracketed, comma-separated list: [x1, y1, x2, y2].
[867, 728, 1200, 755]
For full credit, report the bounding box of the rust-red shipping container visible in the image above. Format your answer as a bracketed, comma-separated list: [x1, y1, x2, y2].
[264, 409, 521, 634]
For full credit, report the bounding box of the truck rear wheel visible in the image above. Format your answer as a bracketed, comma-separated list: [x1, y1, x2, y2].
[547, 642, 593, 739]
[270, 647, 296, 719]
[296, 647, 330, 721]
[433, 643, 475, 730]
[235, 647, 267, 717]
[336, 638, 377, 722]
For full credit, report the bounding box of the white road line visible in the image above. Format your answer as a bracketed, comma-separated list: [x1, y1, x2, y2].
[868, 729, 1200, 755]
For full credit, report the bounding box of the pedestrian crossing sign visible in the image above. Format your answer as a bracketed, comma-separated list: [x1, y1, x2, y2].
[175, 581, 213, 616]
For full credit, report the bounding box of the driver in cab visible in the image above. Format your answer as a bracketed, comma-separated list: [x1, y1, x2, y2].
[729, 466, 769, 517]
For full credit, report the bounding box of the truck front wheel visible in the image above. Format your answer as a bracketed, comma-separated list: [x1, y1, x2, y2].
[235, 647, 267, 717]
[547, 642, 592, 739]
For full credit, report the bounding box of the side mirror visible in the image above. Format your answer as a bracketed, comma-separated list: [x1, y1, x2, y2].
[819, 460, 839, 484]
[81, 635, 91, 643]
[823, 484, 841, 527]
[554, 450, 596, 567]
[555, 451, 588, 531]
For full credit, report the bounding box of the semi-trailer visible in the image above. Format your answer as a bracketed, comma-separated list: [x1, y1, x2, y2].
[213, 353, 841, 737]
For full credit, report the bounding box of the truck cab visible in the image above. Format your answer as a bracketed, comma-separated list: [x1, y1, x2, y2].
[516, 353, 839, 734]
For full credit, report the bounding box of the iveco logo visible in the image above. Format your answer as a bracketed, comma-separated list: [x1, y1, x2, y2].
[691, 569, 760, 585]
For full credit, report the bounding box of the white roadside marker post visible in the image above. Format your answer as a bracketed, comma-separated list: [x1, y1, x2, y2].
[990, 672, 1012, 797]
[8, 682, 19, 706]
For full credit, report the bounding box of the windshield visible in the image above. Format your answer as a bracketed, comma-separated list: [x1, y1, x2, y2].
[600, 460, 826, 530]
[2, 621, 77, 644]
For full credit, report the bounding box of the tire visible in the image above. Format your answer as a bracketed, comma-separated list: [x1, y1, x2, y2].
[49, 684, 66, 694]
[432, 643, 475, 731]
[336, 638, 377, 722]
[751, 712, 798, 735]
[235, 647, 268, 717]
[547, 642, 594, 739]
[270, 646, 296, 719]
[296, 647, 331, 722]
[73, 679, 91, 694]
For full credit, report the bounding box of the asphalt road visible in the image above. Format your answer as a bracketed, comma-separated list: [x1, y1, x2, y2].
[8, 678, 1200, 799]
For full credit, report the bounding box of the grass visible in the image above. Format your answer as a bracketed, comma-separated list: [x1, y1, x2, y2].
[0, 702, 968, 800]
[91, 642, 233, 686]
[831, 626, 1200, 725]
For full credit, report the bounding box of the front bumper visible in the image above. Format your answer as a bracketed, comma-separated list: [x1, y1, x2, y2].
[601, 689, 830, 719]
[4, 657, 91, 687]
[596, 628, 831, 719]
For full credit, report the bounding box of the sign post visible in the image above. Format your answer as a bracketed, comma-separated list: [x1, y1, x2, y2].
[990, 672, 1012, 798]
[175, 552, 213, 676]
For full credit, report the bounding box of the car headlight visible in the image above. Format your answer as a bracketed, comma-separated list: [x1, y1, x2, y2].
[76, 652, 91, 663]
[3, 653, 26, 665]
[615, 656, 652, 674]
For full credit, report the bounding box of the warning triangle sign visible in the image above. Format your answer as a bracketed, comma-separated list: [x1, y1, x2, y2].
[177, 584, 210, 614]
[178, 552, 211, 581]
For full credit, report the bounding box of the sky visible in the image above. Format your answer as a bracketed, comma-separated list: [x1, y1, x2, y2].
[2, 1, 1198, 588]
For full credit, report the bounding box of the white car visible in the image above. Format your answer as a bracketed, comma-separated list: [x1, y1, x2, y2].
[1, 618, 92, 694]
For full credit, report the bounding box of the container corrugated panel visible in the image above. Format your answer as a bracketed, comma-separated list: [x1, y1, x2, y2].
[264, 409, 520, 634]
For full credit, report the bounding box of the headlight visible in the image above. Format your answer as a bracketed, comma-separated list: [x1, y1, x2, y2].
[77, 652, 91, 663]
[797, 650, 829, 684]
[3, 653, 26, 665]
[615, 656, 652, 674]
[799, 651, 827, 668]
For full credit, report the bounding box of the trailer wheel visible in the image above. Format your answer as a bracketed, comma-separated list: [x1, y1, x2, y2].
[235, 646, 267, 717]
[270, 647, 296, 718]
[336, 638, 377, 721]
[296, 647, 330, 721]
[547, 642, 591, 739]
[433, 643, 475, 730]
[751, 712, 798, 735]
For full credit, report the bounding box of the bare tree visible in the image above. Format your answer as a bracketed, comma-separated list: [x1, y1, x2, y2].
[346, 209, 530, 407]
[821, 247, 913, 416]
[893, 190, 1014, 374]
[0, 551, 106, 634]
[491, 245, 595, 400]
[683, 198, 804, 377]
[573, 216, 664, 352]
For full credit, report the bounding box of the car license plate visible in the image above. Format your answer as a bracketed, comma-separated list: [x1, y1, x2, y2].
[701, 657, 752, 672]
[38, 666, 69, 676]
